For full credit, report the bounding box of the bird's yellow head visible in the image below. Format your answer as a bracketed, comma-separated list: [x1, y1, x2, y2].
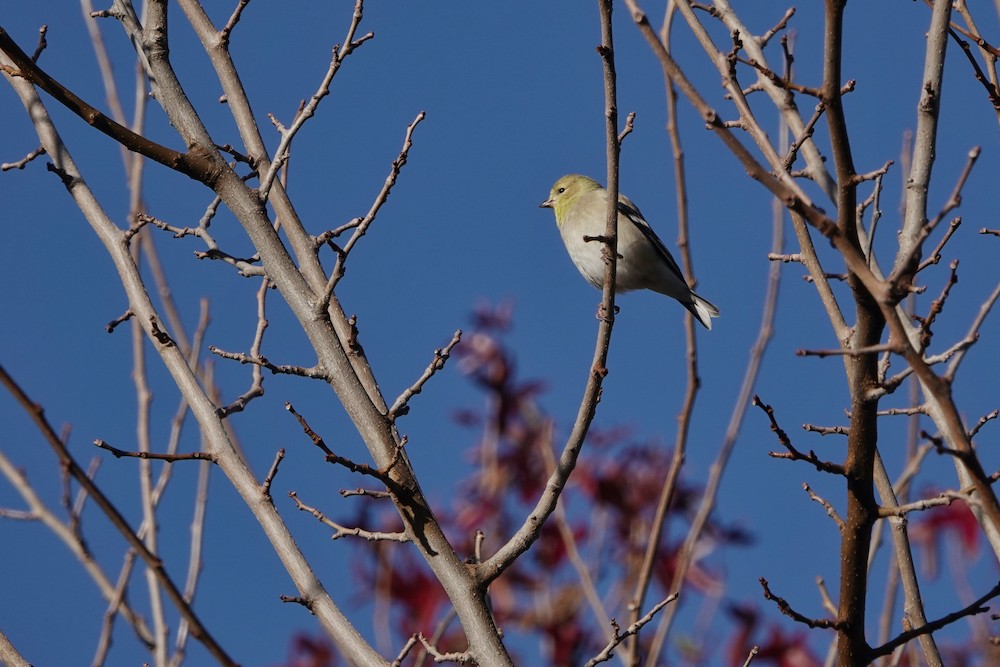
[539, 174, 602, 225]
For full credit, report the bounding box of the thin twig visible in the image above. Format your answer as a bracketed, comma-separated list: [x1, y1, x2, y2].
[416, 634, 471, 664]
[869, 581, 1000, 659]
[804, 483, 844, 529]
[317, 112, 426, 310]
[583, 595, 678, 667]
[753, 396, 845, 475]
[476, 0, 621, 589]
[288, 492, 409, 542]
[257, 1, 375, 199]
[219, 0, 252, 46]
[759, 578, 842, 630]
[261, 449, 285, 499]
[1, 145, 45, 170]
[94, 439, 216, 463]
[0, 365, 234, 665]
[388, 330, 462, 420]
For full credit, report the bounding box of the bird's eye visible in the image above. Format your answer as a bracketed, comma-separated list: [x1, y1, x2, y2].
[557, 187, 566, 194]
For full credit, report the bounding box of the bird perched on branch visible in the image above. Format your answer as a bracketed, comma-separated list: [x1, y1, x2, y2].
[540, 174, 719, 329]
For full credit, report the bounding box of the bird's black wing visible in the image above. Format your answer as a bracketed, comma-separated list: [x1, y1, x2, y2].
[616, 196, 687, 283]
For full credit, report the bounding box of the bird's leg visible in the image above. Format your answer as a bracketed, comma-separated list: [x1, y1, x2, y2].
[596, 303, 620, 321]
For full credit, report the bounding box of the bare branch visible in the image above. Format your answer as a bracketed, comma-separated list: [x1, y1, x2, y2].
[219, 0, 252, 46]
[416, 633, 472, 664]
[105, 309, 134, 333]
[944, 280, 1000, 380]
[870, 581, 1000, 659]
[0, 28, 217, 181]
[804, 483, 844, 529]
[0, 365, 234, 664]
[317, 111, 426, 310]
[969, 409, 999, 440]
[917, 217, 962, 273]
[217, 279, 272, 416]
[753, 395, 845, 475]
[583, 595, 677, 666]
[391, 635, 420, 667]
[911, 260, 959, 353]
[209, 348, 328, 380]
[617, 110, 636, 142]
[759, 578, 842, 630]
[94, 439, 216, 463]
[258, 1, 376, 199]
[932, 146, 980, 228]
[285, 402, 403, 484]
[797, 343, 900, 359]
[341, 487, 391, 500]
[261, 448, 285, 499]
[759, 7, 795, 47]
[289, 492, 410, 543]
[1, 144, 45, 170]
[477, 0, 621, 588]
[803, 423, 848, 437]
[388, 330, 462, 420]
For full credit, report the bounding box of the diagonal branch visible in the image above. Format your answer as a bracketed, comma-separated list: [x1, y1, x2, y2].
[477, 0, 622, 589]
[0, 364, 236, 666]
[388, 330, 463, 420]
[0, 27, 217, 182]
[318, 112, 426, 310]
[257, 0, 374, 200]
[869, 580, 1000, 659]
[584, 595, 677, 667]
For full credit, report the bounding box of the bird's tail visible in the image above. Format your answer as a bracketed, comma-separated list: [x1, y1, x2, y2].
[687, 293, 720, 330]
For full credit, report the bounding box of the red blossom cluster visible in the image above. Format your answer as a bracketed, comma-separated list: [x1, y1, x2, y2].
[282, 304, 767, 665]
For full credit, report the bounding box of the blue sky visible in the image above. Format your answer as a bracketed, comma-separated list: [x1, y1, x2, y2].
[2, 2, 999, 665]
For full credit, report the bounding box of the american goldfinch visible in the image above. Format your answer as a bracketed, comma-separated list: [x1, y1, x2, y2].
[540, 174, 719, 329]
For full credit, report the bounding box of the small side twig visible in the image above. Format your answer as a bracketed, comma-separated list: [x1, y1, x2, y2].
[288, 491, 410, 543]
[969, 409, 998, 439]
[816, 577, 838, 617]
[803, 483, 844, 529]
[759, 578, 842, 630]
[340, 487, 391, 500]
[106, 309, 134, 333]
[796, 343, 899, 358]
[218, 0, 252, 46]
[911, 259, 959, 352]
[869, 580, 1000, 658]
[583, 595, 677, 666]
[759, 7, 795, 47]
[30, 24, 48, 62]
[388, 330, 462, 420]
[94, 439, 216, 463]
[317, 112, 425, 310]
[258, 3, 376, 200]
[1, 145, 46, 171]
[802, 423, 849, 437]
[209, 347, 330, 380]
[284, 402, 403, 483]
[752, 396, 844, 475]
[217, 278, 272, 417]
[279, 595, 313, 611]
[917, 217, 962, 273]
[416, 633, 471, 664]
[617, 111, 636, 142]
[261, 448, 285, 499]
[391, 635, 419, 667]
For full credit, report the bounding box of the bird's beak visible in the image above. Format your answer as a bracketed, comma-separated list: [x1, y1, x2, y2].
[539, 198, 554, 209]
